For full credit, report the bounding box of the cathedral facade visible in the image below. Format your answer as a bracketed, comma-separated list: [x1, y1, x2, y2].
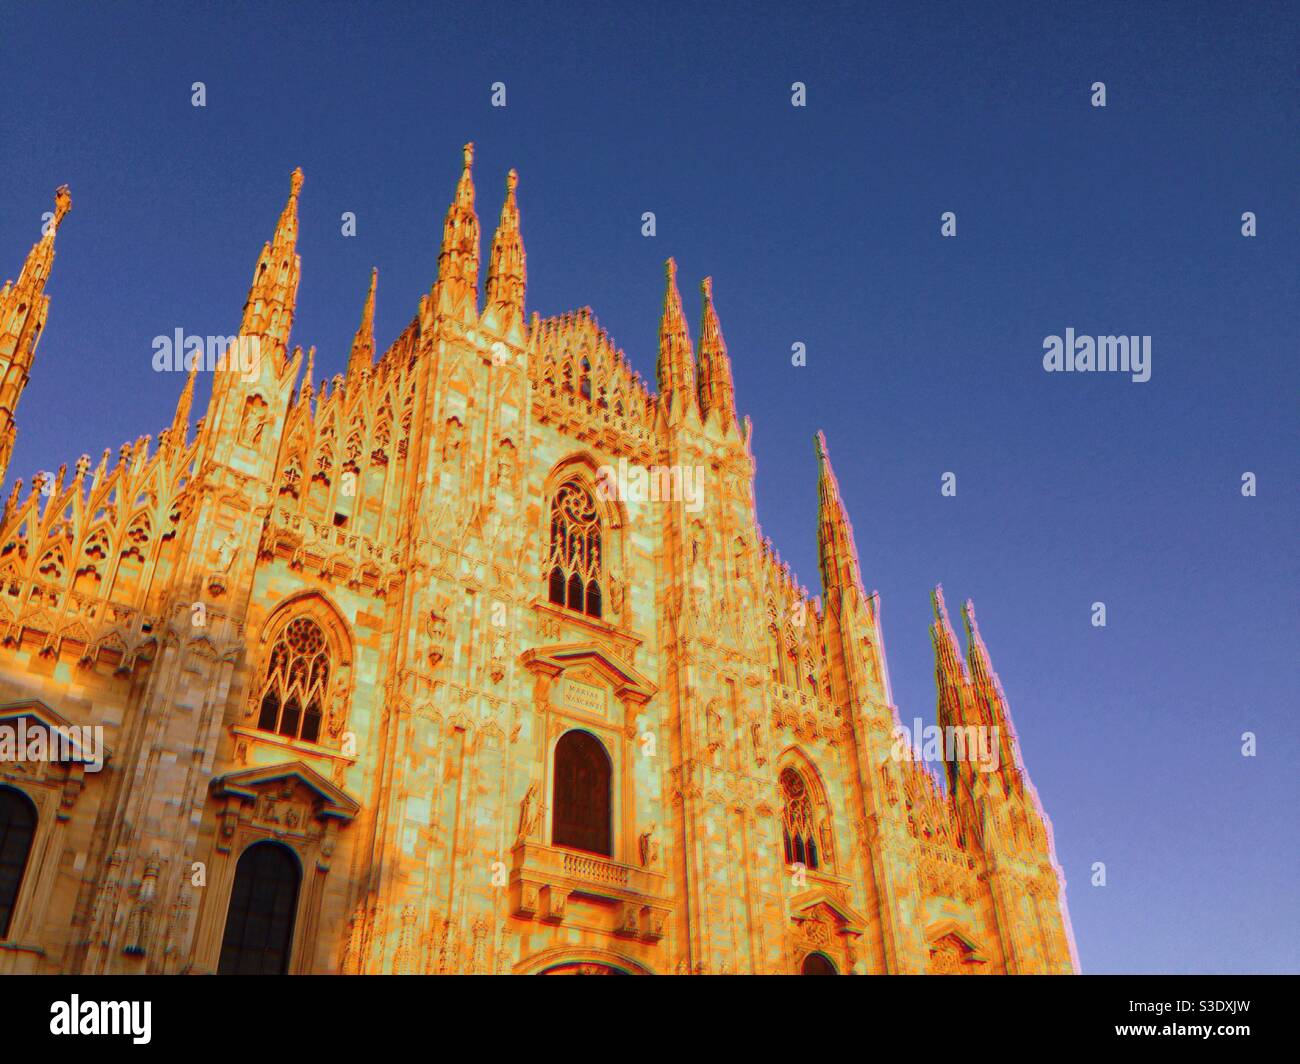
[0, 147, 1076, 975]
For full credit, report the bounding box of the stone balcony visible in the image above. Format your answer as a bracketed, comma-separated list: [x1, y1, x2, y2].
[509, 840, 670, 943]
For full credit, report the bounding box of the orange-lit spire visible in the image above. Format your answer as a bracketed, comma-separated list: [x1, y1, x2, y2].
[298, 345, 316, 406]
[962, 599, 999, 695]
[485, 169, 525, 318]
[656, 258, 695, 410]
[239, 167, 303, 358]
[435, 143, 480, 313]
[961, 598, 1025, 792]
[696, 276, 737, 431]
[0, 184, 72, 486]
[929, 583, 971, 729]
[815, 431, 865, 599]
[347, 267, 378, 379]
[170, 360, 198, 447]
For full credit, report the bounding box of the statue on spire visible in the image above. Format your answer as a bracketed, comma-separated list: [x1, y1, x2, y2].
[0, 184, 74, 487]
[697, 276, 737, 432]
[657, 258, 695, 413]
[485, 169, 526, 322]
[434, 143, 481, 317]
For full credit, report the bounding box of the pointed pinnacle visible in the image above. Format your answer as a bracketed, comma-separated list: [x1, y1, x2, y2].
[51, 185, 72, 233]
[457, 143, 475, 205]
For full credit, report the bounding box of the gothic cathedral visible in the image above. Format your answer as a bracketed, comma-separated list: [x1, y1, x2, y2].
[0, 146, 1076, 974]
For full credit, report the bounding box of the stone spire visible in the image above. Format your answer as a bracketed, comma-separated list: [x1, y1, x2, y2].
[0, 184, 72, 486]
[962, 599, 999, 696]
[815, 431, 865, 600]
[656, 258, 695, 412]
[696, 277, 737, 432]
[298, 345, 316, 406]
[239, 167, 303, 360]
[434, 143, 480, 316]
[961, 598, 1025, 794]
[169, 361, 198, 447]
[930, 585, 970, 707]
[485, 169, 525, 318]
[347, 268, 378, 379]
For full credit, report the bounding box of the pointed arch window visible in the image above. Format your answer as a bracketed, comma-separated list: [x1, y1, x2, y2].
[0, 787, 36, 940]
[552, 730, 612, 856]
[256, 617, 331, 743]
[217, 841, 301, 975]
[545, 481, 603, 619]
[780, 767, 822, 871]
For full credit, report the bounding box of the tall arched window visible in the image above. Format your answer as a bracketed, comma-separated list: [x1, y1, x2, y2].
[256, 617, 331, 743]
[780, 767, 822, 870]
[218, 841, 301, 975]
[546, 481, 603, 619]
[0, 787, 36, 940]
[552, 730, 612, 856]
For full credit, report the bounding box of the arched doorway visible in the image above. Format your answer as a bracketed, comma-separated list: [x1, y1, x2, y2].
[218, 841, 301, 974]
[801, 951, 838, 975]
[0, 786, 37, 939]
[552, 730, 612, 856]
[540, 961, 629, 975]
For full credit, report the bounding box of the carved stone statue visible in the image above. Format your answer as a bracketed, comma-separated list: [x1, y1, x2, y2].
[215, 525, 242, 571]
[638, 823, 659, 868]
[442, 418, 462, 462]
[328, 672, 349, 737]
[517, 783, 542, 841]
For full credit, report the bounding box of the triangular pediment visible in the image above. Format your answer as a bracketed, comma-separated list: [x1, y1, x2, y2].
[790, 888, 867, 934]
[925, 919, 986, 960]
[521, 642, 656, 703]
[0, 698, 113, 762]
[211, 760, 359, 821]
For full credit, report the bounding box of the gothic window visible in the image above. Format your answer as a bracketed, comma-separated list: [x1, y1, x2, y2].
[0, 787, 36, 940]
[545, 481, 603, 619]
[781, 767, 821, 871]
[579, 357, 592, 400]
[217, 841, 301, 975]
[801, 952, 838, 975]
[280, 457, 302, 498]
[37, 546, 65, 582]
[552, 730, 612, 857]
[255, 617, 331, 744]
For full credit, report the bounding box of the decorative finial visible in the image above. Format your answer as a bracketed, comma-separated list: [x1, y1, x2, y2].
[506, 168, 518, 193]
[290, 167, 304, 197]
[932, 584, 951, 624]
[53, 185, 72, 230]
[463, 143, 474, 167]
[665, 257, 677, 281]
[814, 430, 829, 459]
[701, 276, 713, 299]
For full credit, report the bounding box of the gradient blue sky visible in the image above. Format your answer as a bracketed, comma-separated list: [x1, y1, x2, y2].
[3, 1, 1296, 973]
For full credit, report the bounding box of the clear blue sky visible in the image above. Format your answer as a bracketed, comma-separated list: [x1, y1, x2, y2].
[3, 1, 1296, 973]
